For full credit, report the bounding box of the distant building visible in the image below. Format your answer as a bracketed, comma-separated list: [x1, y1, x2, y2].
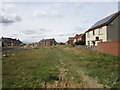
[29, 42, 39, 47]
[58, 42, 65, 45]
[39, 38, 57, 46]
[73, 33, 86, 45]
[1, 37, 22, 47]
[66, 33, 86, 45]
[66, 37, 74, 45]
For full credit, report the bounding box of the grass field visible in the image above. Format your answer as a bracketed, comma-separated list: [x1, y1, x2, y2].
[2, 45, 119, 88]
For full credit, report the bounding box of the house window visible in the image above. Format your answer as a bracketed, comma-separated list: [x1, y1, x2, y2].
[96, 37, 99, 41]
[93, 30, 95, 35]
[88, 41, 90, 45]
[87, 32, 90, 38]
[98, 28, 103, 34]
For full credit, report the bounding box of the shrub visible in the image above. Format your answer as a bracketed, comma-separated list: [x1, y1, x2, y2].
[75, 41, 85, 45]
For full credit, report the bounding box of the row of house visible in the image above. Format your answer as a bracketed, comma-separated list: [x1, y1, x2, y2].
[39, 38, 57, 46]
[66, 11, 120, 56]
[29, 38, 57, 47]
[66, 33, 86, 45]
[1, 37, 22, 47]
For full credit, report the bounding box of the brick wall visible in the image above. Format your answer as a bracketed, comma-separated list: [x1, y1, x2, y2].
[97, 41, 120, 56]
[39, 41, 56, 46]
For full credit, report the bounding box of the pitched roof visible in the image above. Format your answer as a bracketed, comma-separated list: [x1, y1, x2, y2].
[40, 39, 56, 42]
[68, 37, 74, 40]
[1, 37, 22, 42]
[86, 11, 120, 32]
[74, 33, 85, 38]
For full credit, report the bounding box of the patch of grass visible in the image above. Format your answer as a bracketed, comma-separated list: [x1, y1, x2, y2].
[3, 45, 119, 88]
[64, 45, 74, 48]
[61, 46, 119, 87]
[3, 47, 60, 88]
[74, 47, 119, 87]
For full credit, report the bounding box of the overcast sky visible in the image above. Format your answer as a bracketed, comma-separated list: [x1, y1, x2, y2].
[0, 1, 119, 43]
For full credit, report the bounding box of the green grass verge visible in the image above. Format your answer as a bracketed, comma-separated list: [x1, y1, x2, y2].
[64, 46, 119, 87]
[2, 45, 119, 88]
[3, 47, 60, 88]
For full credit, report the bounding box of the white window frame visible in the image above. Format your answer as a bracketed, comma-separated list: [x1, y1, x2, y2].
[87, 32, 90, 38]
[93, 30, 95, 35]
[98, 28, 103, 34]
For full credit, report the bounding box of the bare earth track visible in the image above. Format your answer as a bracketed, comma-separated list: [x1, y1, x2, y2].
[43, 47, 106, 88]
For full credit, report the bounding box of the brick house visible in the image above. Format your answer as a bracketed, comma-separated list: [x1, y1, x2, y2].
[85, 11, 120, 46]
[29, 42, 39, 47]
[73, 33, 86, 45]
[66, 37, 74, 45]
[85, 11, 120, 56]
[58, 42, 65, 45]
[39, 38, 57, 46]
[1, 37, 22, 47]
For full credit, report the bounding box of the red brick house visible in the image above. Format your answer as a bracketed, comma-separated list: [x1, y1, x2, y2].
[29, 42, 39, 47]
[58, 42, 65, 45]
[2, 37, 22, 47]
[66, 37, 74, 45]
[73, 33, 86, 45]
[39, 38, 57, 46]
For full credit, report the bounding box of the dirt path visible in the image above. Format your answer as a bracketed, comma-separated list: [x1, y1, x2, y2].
[76, 68, 105, 88]
[45, 58, 104, 88]
[44, 46, 106, 88]
[44, 56, 83, 88]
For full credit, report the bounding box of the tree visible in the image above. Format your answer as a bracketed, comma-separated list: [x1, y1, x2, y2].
[75, 41, 85, 45]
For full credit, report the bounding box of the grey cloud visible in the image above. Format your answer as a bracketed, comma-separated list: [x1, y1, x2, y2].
[24, 30, 36, 35]
[56, 27, 86, 37]
[29, 35, 46, 39]
[22, 28, 48, 35]
[22, 35, 46, 44]
[40, 28, 47, 32]
[56, 32, 77, 37]
[58, 34, 65, 37]
[33, 10, 62, 18]
[1, 4, 18, 13]
[73, 27, 86, 33]
[0, 14, 22, 25]
[0, 4, 21, 25]
[10, 34, 20, 37]
[81, 20, 90, 24]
